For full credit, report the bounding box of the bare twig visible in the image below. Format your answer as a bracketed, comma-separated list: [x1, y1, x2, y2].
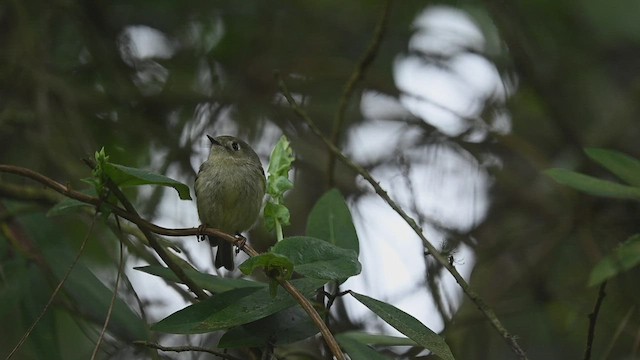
[275, 76, 529, 359]
[327, 0, 392, 186]
[133, 341, 243, 360]
[91, 227, 125, 359]
[584, 281, 607, 360]
[6, 213, 98, 360]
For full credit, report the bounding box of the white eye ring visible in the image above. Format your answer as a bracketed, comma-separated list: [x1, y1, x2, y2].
[231, 142, 240, 151]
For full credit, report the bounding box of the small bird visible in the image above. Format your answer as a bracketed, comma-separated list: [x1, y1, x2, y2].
[195, 135, 266, 270]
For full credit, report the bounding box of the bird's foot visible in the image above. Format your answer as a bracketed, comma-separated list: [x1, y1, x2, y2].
[196, 224, 207, 242]
[233, 233, 247, 253]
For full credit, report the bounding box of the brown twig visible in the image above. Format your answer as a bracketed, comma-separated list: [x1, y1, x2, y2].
[275, 76, 529, 359]
[584, 281, 607, 360]
[327, 0, 392, 186]
[277, 279, 345, 360]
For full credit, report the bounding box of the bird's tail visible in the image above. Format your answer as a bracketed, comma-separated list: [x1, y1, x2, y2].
[208, 236, 234, 270]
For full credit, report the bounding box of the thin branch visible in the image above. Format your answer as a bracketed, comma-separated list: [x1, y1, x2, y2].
[277, 279, 345, 360]
[327, 0, 392, 186]
[91, 226, 125, 359]
[132, 341, 243, 360]
[275, 75, 529, 359]
[584, 281, 607, 360]
[6, 213, 98, 360]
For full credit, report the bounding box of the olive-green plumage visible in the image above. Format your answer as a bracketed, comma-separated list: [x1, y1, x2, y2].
[195, 135, 265, 270]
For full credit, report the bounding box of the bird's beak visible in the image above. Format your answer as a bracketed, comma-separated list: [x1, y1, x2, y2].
[207, 135, 221, 146]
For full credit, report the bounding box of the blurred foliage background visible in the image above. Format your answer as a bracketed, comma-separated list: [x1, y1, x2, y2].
[1, 0, 640, 359]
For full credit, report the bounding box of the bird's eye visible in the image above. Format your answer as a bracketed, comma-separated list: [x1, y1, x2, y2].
[231, 142, 240, 151]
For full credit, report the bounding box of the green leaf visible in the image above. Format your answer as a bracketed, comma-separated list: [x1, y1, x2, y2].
[264, 135, 295, 238]
[152, 278, 327, 334]
[47, 197, 92, 217]
[264, 201, 291, 231]
[102, 162, 192, 200]
[239, 253, 294, 278]
[336, 334, 388, 360]
[350, 292, 455, 360]
[218, 306, 319, 348]
[267, 135, 294, 182]
[337, 331, 418, 346]
[135, 265, 265, 293]
[272, 236, 361, 281]
[588, 234, 640, 286]
[307, 189, 360, 255]
[585, 148, 640, 187]
[268, 176, 294, 197]
[44, 246, 148, 341]
[545, 168, 640, 200]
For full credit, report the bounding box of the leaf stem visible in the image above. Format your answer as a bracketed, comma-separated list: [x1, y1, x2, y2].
[275, 217, 283, 242]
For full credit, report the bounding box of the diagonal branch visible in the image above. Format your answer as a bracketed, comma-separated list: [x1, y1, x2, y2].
[328, 0, 392, 186]
[275, 75, 529, 359]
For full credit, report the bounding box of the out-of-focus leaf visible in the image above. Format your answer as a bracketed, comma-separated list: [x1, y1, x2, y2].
[588, 234, 640, 286]
[336, 333, 387, 360]
[545, 168, 640, 200]
[350, 291, 455, 360]
[585, 148, 640, 187]
[103, 162, 192, 200]
[152, 278, 326, 334]
[22, 272, 62, 360]
[218, 306, 319, 348]
[135, 265, 265, 293]
[44, 247, 148, 342]
[47, 188, 97, 217]
[47, 198, 92, 217]
[306, 188, 360, 255]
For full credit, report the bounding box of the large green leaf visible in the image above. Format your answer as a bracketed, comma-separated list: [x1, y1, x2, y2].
[152, 278, 327, 334]
[135, 265, 265, 293]
[217, 306, 319, 348]
[585, 148, 640, 187]
[272, 236, 361, 281]
[337, 331, 418, 346]
[44, 247, 148, 342]
[545, 168, 640, 200]
[588, 234, 640, 286]
[103, 162, 192, 200]
[350, 292, 454, 360]
[306, 188, 360, 255]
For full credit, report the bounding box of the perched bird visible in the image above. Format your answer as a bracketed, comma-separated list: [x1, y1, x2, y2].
[195, 135, 266, 270]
